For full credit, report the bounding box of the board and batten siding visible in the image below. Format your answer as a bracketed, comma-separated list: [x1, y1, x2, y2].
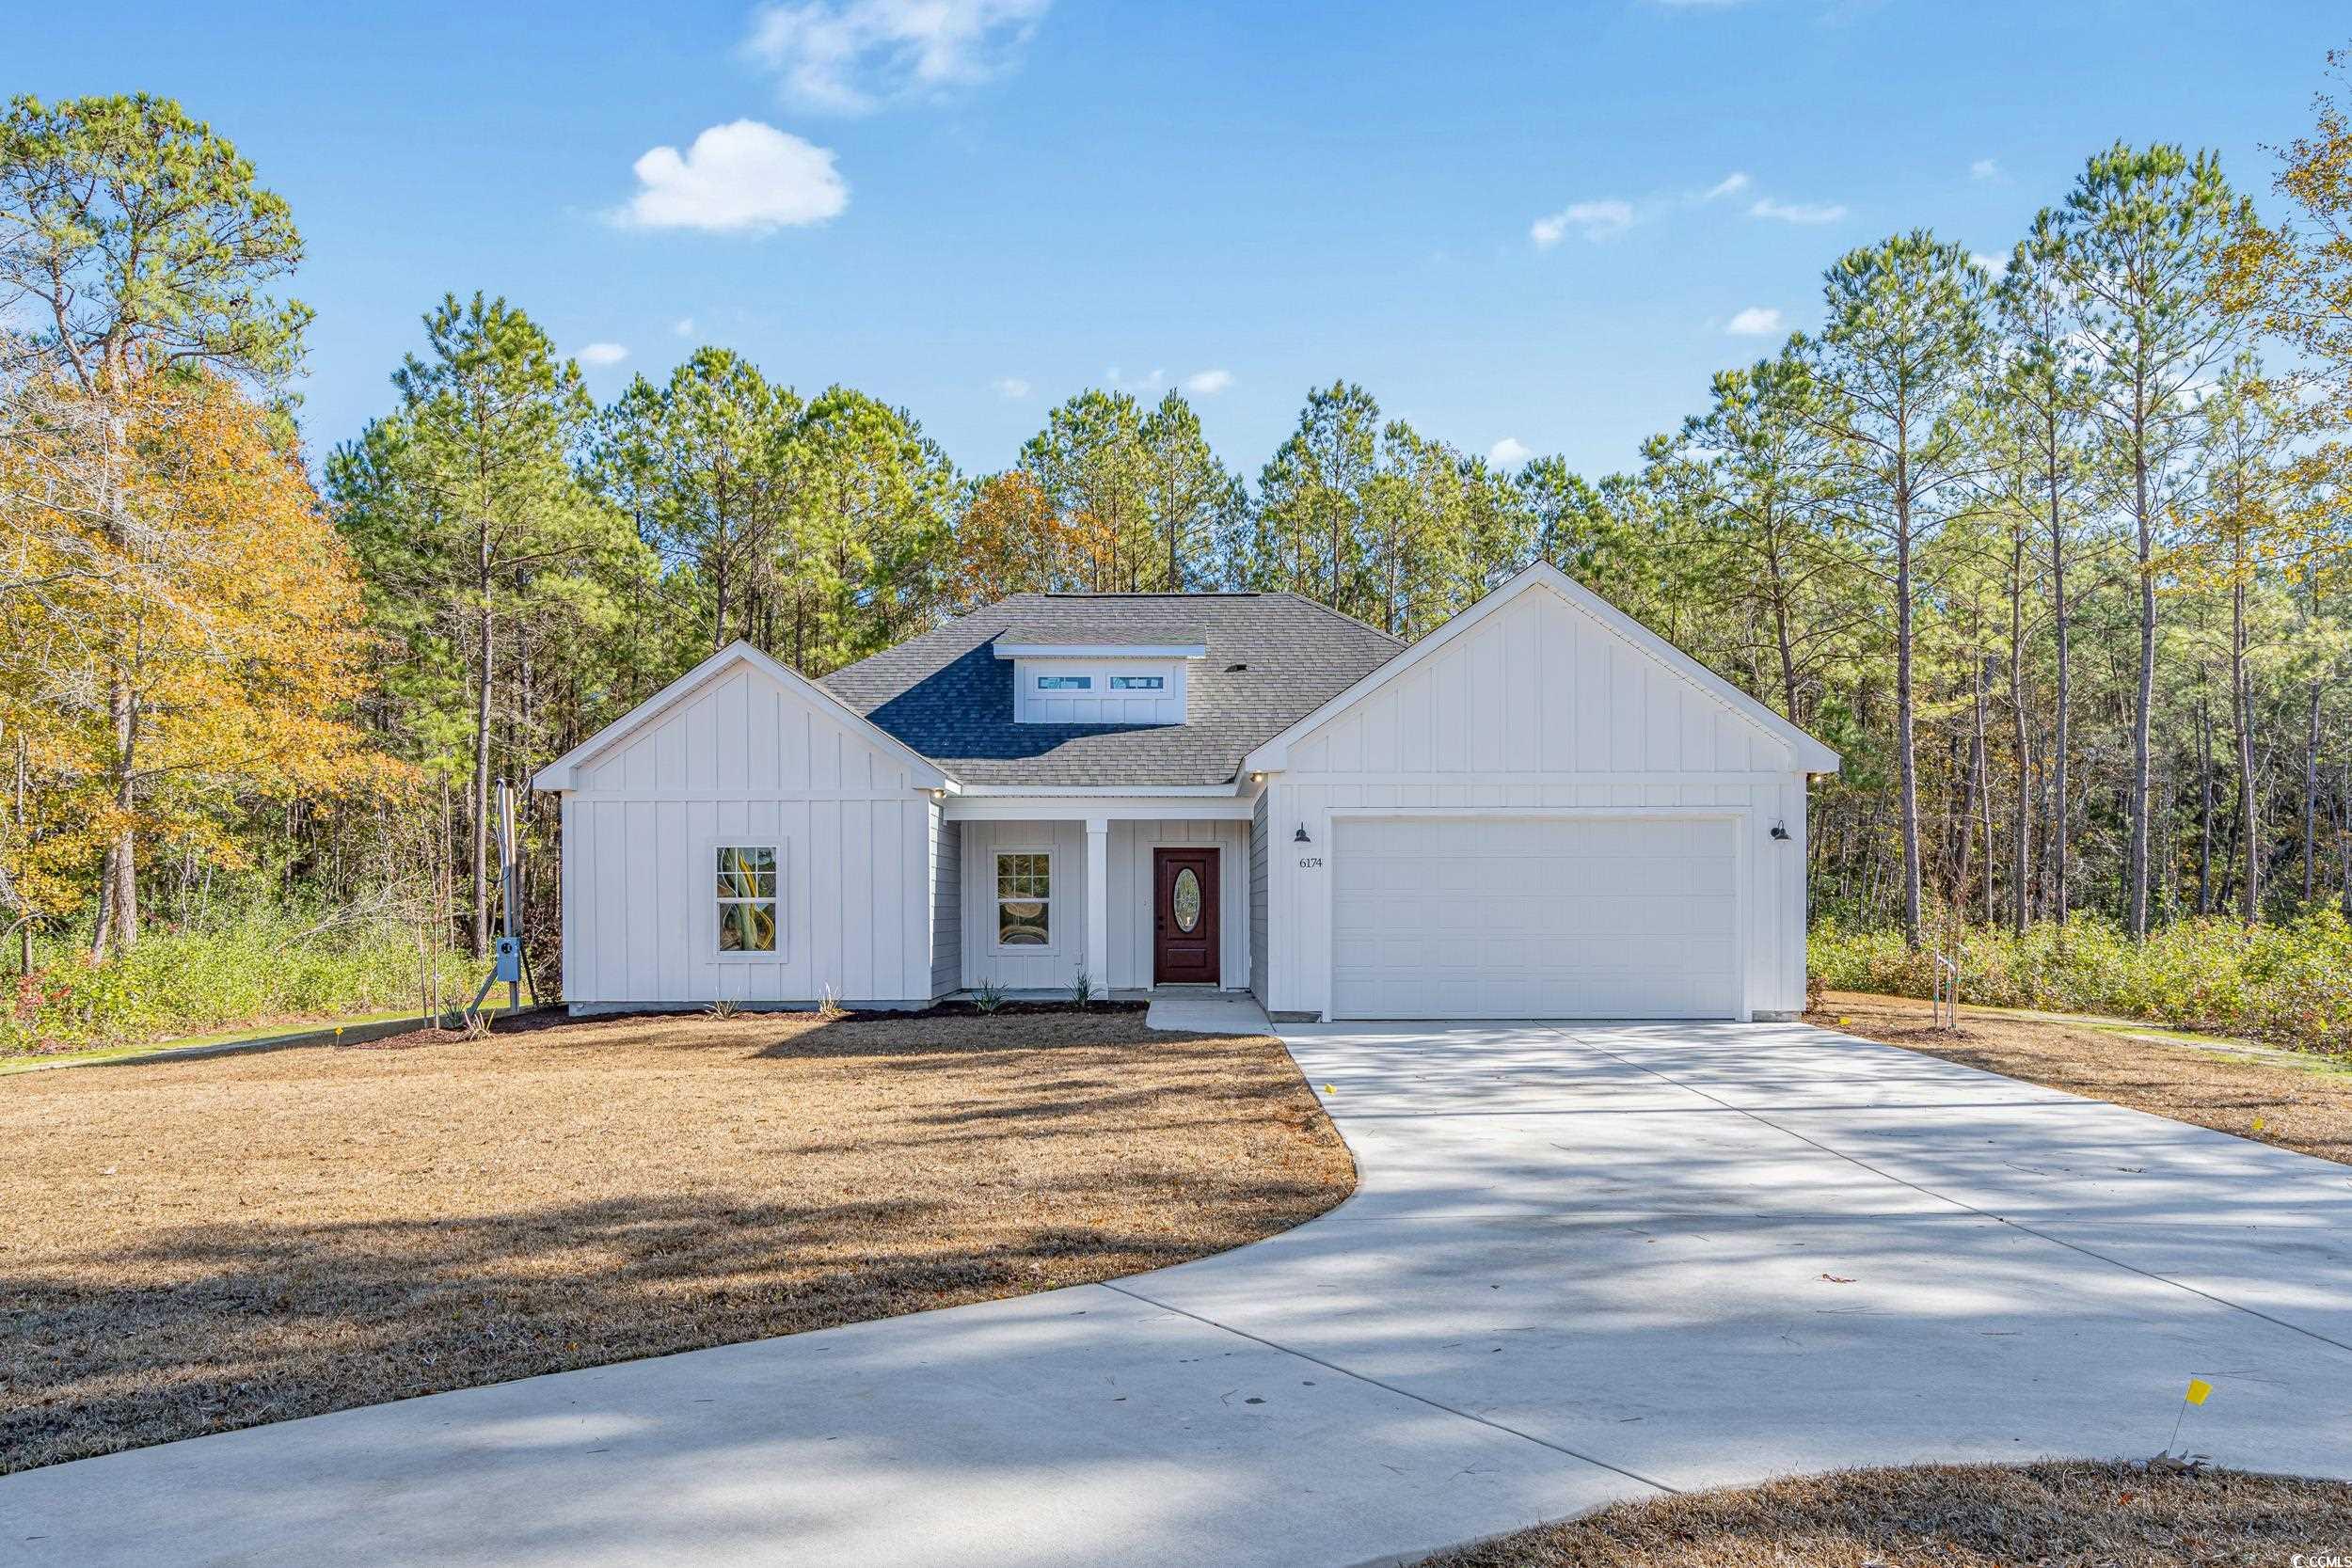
[960, 816, 1249, 991]
[959, 818, 1089, 991]
[1248, 792, 1270, 1003]
[558, 663, 934, 1006]
[1104, 818, 1248, 990]
[1262, 580, 1811, 1021]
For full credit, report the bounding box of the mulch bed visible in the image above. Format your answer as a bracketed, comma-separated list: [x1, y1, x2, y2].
[0, 1009, 1353, 1474]
[1418, 1460, 2352, 1567]
[1814, 991, 2352, 1166]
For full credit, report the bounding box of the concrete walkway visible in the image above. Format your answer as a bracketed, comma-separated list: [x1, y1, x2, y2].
[8, 1021, 2351, 1567]
[1143, 989, 1275, 1035]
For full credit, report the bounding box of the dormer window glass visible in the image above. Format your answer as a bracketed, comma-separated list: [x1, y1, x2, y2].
[996, 629, 1200, 725]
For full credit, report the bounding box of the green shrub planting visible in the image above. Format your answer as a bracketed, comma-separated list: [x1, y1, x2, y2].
[4, 910, 478, 1055]
[1808, 909, 2352, 1053]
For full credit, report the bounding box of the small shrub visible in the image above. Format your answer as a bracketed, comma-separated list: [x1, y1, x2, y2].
[972, 980, 1006, 1014]
[815, 983, 846, 1021]
[706, 998, 740, 1021]
[1071, 966, 1094, 1008]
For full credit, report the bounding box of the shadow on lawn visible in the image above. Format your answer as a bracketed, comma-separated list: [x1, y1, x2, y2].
[0, 1008, 1352, 1475]
[0, 1170, 1342, 1475]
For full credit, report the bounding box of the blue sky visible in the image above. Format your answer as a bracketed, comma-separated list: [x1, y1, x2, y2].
[33, 0, 2351, 481]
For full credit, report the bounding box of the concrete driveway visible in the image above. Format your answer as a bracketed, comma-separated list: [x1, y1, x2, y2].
[8, 1021, 2351, 1567]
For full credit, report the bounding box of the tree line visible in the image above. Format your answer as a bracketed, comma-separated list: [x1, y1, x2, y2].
[6, 58, 2352, 990]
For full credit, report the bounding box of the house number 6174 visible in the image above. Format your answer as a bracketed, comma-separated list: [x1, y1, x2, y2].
[1297, 856, 1323, 869]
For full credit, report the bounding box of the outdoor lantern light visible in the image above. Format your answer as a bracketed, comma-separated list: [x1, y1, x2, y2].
[1770, 821, 1791, 841]
[1294, 824, 1311, 844]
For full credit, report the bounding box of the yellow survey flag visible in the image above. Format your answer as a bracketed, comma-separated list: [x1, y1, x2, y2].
[1323, 1084, 1336, 1094]
[2185, 1379, 2211, 1405]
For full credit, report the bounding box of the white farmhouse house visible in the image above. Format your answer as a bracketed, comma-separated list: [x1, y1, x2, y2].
[532, 562, 1839, 1021]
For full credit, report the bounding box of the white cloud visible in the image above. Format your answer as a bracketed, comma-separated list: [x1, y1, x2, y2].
[1724, 307, 1783, 337]
[1184, 368, 1233, 396]
[1969, 157, 2004, 183]
[991, 376, 1031, 399]
[744, 0, 1049, 114]
[617, 120, 848, 233]
[1104, 365, 1167, 393]
[1971, 251, 2010, 277]
[575, 341, 630, 366]
[1700, 171, 1751, 200]
[672, 317, 697, 338]
[1531, 198, 1636, 247]
[1487, 436, 1534, 468]
[1749, 197, 1848, 225]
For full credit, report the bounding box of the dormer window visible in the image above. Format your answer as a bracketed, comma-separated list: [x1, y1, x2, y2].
[996, 626, 1203, 726]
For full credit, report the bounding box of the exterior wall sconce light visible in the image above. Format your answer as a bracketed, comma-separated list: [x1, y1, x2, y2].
[1770, 821, 1791, 841]
[1294, 824, 1311, 844]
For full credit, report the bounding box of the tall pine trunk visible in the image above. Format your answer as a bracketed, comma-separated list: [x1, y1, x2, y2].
[2127, 391, 2155, 938]
[2304, 582, 2324, 905]
[2009, 529, 2032, 933]
[2197, 691, 2216, 915]
[2233, 570, 2258, 926]
[471, 579, 495, 960]
[2047, 446, 2072, 926]
[1895, 480, 1923, 951]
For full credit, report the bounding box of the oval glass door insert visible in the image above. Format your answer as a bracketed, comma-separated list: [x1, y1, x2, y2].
[1171, 867, 1201, 932]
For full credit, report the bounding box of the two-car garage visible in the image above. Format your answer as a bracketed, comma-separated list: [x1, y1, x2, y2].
[1242, 563, 1838, 1024]
[1327, 815, 1744, 1021]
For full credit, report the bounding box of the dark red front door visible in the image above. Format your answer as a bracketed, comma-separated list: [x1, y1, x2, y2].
[1152, 848, 1220, 985]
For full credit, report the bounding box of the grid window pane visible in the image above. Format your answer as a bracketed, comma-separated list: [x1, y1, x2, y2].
[719, 899, 776, 952]
[717, 846, 777, 898]
[996, 853, 1050, 898]
[716, 846, 779, 952]
[996, 852, 1051, 945]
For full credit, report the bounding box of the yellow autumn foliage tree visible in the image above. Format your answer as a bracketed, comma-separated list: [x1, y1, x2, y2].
[0, 371, 395, 954]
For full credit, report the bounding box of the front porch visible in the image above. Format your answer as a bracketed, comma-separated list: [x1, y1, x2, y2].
[943, 798, 1257, 1001]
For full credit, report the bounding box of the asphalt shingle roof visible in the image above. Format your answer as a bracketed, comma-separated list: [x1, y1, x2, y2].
[993, 618, 1206, 648]
[819, 593, 1405, 787]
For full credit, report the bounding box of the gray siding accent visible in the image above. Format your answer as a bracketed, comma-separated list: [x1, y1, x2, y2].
[930, 811, 962, 998]
[1248, 790, 1270, 1002]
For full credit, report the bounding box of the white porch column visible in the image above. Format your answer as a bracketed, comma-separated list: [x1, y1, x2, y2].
[1084, 816, 1109, 999]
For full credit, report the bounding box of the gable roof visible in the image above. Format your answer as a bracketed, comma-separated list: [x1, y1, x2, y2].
[818, 593, 1404, 788]
[532, 641, 950, 793]
[1242, 561, 1842, 775]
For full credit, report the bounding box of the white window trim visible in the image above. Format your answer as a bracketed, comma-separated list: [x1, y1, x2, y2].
[707, 839, 786, 963]
[1109, 674, 1166, 690]
[992, 846, 1059, 956]
[1035, 674, 1092, 690]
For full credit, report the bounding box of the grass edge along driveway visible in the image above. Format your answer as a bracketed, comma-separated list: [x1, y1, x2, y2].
[0, 1007, 1355, 1474]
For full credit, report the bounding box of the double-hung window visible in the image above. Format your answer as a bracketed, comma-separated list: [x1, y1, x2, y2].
[716, 845, 779, 954]
[995, 851, 1052, 946]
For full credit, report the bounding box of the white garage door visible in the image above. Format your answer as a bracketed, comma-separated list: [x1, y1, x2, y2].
[1330, 816, 1741, 1020]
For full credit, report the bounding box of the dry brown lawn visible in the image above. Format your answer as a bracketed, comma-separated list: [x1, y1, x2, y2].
[0, 1008, 1353, 1474]
[1813, 990, 2352, 1166]
[1418, 1461, 2352, 1567]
